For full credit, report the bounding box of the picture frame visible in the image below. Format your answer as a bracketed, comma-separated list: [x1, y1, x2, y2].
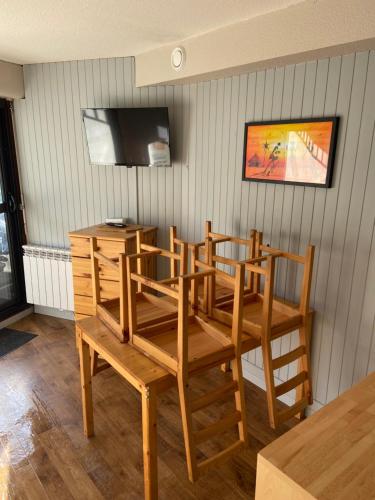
[242, 117, 339, 188]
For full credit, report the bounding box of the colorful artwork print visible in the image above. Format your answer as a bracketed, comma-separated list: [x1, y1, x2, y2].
[242, 118, 338, 187]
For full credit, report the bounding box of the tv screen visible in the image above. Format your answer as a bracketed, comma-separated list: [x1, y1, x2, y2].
[82, 107, 170, 167]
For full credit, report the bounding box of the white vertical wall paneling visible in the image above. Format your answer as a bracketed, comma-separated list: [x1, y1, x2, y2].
[233, 74, 248, 252]
[173, 84, 183, 235]
[165, 86, 175, 235]
[180, 85, 189, 242]
[187, 83, 197, 244]
[336, 52, 375, 394]
[317, 53, 368, 403]
[354, 128, 375, 381]
[77, 60, 94, 228]
[211, 79, 224, 241]
[226, 75, 240, 263]
[14, 51, 375, 409]
[193, 82, 203, 242]
[262, 68, 276, 246]
[203, 79, 213, 229]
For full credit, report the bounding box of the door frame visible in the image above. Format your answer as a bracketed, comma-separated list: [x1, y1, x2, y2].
[0, 98, 27, 320]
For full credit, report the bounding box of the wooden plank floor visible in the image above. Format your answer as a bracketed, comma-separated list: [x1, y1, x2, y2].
[0, 313, 297, 499]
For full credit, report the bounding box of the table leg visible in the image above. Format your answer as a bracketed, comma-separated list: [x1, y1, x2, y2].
[78, 332, 94, 437]
[90, 348, 99, 376]
[142, 386, 157, 500]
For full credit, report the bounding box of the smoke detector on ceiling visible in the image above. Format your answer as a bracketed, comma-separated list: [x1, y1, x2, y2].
[171, 47, 186, 72]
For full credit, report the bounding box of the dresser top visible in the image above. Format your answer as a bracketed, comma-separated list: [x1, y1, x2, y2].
[69, 223, 157, 241]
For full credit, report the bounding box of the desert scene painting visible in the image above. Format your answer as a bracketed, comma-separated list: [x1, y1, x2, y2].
[244, 120, 335, 185]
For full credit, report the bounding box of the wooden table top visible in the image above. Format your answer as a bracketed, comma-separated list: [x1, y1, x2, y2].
[69, 223, 157, 241]
[258, 371, 375, 499]
[76, 316, 174, 392]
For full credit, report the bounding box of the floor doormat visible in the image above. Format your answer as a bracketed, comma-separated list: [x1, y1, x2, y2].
[0, 328, 37, 358]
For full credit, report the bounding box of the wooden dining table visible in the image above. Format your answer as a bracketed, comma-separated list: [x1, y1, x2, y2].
[76, 312, 260, 499]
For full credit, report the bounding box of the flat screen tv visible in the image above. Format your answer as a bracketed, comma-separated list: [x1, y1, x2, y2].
[82, 107, 170, 167]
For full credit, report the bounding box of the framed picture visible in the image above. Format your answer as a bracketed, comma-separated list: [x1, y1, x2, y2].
[242, 117, 339, 187]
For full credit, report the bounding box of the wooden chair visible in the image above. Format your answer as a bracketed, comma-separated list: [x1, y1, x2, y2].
[126, 251, 248, 482]
[209, 244, 315, 428]
[174, 222, 260, 373]
[90, 236, 129, 343]
[89, 230, 186, 344]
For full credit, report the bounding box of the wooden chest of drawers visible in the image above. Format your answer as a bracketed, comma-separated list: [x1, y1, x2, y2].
[69, 223, 157, 320]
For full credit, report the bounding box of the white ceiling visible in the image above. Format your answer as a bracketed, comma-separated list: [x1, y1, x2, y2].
[0, 0, 305, 64]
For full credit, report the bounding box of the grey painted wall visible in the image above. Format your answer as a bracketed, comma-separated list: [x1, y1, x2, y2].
[14, 52, 375, 408]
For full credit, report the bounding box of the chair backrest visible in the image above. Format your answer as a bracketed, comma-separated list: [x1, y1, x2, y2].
[126, 231, 189, 336]
[90, 236, 128, 335]
[126, 253, 216, 368]
[241, 243, 315, 341]
[177, 263, 245, 364]
[137, 228, 188, 290]
[169, 226, 189, 278]
[243, 254, 276, 341]
[256, 243, 315, 316]
[203, 220, 260, 292]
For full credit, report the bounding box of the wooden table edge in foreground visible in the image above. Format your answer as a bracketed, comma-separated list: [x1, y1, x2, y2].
[76, 315, 175, 500]
[255, 371, 375, 500]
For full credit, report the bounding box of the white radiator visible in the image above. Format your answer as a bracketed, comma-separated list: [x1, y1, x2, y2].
[23, 245, 74, 311]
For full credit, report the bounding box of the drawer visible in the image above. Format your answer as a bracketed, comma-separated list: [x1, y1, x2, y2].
[74, 295, 95, 316]
[75, 313, 91, 321]
[72, 257, 119, 281]
[73, 276, 119, 299]
[70, 237, 128, 259]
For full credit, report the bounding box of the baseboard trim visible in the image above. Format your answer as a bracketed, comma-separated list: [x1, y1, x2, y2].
[0, 305, 33, 329]
[34, 305, 74, 321]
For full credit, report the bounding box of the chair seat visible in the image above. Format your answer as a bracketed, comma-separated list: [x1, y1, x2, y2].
[133, 316, 235, 374]
[99, 292, 178, 328]
[197, 311, 261, 353]
[198, 282, 234, 304]
[215, 294, 303, 338]
[95, 292, 178, 343]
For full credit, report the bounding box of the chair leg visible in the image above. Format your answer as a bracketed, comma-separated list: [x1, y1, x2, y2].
[177, 371, 198, 482]
[231, 357, 248, 444]
[261, 340, 278, 429]
[296, 315, 313, 419]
